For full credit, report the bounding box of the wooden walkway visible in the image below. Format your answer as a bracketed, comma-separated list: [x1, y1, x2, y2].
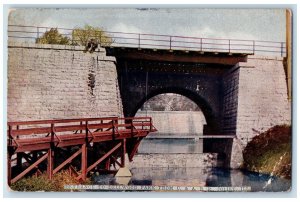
[7, 117, 157, 185]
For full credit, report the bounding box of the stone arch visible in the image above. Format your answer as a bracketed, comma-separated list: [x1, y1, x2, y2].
[128, 87, 219, 135]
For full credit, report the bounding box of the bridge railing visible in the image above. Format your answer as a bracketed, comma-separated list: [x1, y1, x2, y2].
[7, 116, 156, 148]
[7, 24, 286, 56]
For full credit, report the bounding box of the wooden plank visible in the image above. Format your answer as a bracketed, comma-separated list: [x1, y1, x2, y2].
[7, 152, 12, 186]
[121, 139, 126, 167]
[53, 148, 82, 174]
[11, 127, 51, 136]
[81, 143, 87, 181]
[8, 117, 119, 126]
[11, 153, 48, 184]
[15, 143, 51, 153]
[47, 148, 54, 180]
[110, 156, 122, 167]
[86, 142, 122, 173]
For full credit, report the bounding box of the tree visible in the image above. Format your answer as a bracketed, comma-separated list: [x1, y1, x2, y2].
[71, 25, 113, 48]
[36, 28, 70, 45]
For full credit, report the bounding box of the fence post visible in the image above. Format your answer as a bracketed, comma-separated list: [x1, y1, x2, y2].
[281, 42, 284, 57]
[150, 117, 153, 131]
[47, 147, 54, 180]
[169, 36, 172, 50]
[112, 119, 115, 140]
[8, 125, 12, 145]
[138, 34, 141, 49]
[121, 139, 126, 167]
[81, 142, 87, 181]
[37, 27, 39, 40]
[131, 119, 134, 137]
[7, 151, 12, 186]
[100, 33, 102, 47]
[200, 38, 202, 52]
[253, 40, 255, 54]
[48, 123, 55, 180]
[51, 123, 55, 143]
[229, 39, 231, 53]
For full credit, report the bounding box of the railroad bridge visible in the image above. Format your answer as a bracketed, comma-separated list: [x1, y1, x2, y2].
[7, 25, 291, 185]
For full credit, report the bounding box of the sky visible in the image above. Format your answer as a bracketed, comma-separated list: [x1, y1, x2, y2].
[8, 8, 286, 42]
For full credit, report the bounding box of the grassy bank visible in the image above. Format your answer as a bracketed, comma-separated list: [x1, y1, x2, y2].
[243, 125, 291, 179]
[10, 170, 90, 192]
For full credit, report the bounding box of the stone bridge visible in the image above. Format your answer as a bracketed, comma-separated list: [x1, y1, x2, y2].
[7, 41, 291, 168]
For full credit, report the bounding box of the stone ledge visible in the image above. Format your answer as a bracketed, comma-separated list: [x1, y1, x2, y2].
[247, 55, 284, 61]
[129, 153, 219, 168]
[8, 41, 106, 53]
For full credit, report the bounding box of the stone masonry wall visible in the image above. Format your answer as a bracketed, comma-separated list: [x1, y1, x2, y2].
[129, 153, 218, 168]
[7, 42, 123, 121]
[221, 66, 240, 135]
[136, 111, 206, 134]
[236, 55, 291, 146]
[229, 55, 291, 168]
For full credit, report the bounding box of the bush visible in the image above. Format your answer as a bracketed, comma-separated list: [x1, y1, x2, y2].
[36, 28, 70, 45]
[10, 170, 90, 192]
[243, 125, 291, 179]
[71, 25, 113, 47]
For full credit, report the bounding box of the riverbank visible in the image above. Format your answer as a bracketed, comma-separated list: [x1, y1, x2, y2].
[242, 125, 291, 179]
[10, 170, 90, 192]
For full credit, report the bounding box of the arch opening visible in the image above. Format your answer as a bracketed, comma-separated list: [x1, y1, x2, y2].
[135, 92, 207, 154]
[129, 87, 219, 135]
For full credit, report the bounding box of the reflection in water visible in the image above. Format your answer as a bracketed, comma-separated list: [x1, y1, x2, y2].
[138, 136, 203, 153]
[93, 167, 291, 192]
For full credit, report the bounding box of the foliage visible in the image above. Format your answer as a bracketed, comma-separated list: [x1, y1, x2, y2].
[36, 28, 70, 45]
[10, 170, 90, 192]
[71, 25, 113, 47]
[243, 125, 291, 179]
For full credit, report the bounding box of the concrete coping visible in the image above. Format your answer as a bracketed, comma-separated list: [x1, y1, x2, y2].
[7, 40, 106, 53]
[246, 54, 284, 61]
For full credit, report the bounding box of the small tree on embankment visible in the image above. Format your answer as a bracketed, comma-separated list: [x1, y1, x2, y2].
[242, 125, 291, 179]
[36, 25, 113, 52]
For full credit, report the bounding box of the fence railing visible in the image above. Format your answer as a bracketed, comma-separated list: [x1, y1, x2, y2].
[7, 116, 156, 148]
[7, 24, 286, 56]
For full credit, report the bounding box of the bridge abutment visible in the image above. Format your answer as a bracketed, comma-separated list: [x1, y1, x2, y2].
[7, 42, 123, 121]
[228, 55, 291, 168]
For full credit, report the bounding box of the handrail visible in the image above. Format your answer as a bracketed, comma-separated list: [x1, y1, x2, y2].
[7, 24, 286, 56]
[7, 116, 155, 143]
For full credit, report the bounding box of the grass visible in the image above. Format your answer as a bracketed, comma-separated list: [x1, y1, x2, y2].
[10, 170, 91, 192]
[243, 125, 291, 179]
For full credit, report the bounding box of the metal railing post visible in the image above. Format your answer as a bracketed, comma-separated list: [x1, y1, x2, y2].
[37, 27, 39, 39]
[253, 40, 255, 54]
[99, 34, 102, 47]
[200, 38, 202, 52]
[138, 34, 141, 49]
[169, 36, 172, 50]
[281, 42, 284, 57]
[229, 39, 231, 53]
